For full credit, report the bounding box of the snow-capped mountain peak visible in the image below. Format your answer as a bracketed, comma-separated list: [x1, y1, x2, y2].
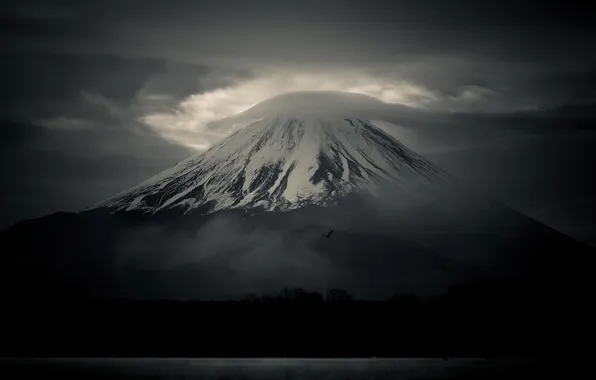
[91, 114, 452, 215]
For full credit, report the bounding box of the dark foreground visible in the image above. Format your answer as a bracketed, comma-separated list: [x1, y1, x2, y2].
[2, 286, 595, 358]
[2, 358, 594, 380]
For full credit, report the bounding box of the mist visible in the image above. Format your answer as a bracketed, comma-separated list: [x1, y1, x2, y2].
[96, 212, 340, 300]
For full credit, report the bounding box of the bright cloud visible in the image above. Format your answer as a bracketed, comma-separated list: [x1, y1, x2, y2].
[138, 70, 442, 150]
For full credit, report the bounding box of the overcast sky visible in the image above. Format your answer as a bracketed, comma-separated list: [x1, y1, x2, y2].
[2, 0, 596, 245]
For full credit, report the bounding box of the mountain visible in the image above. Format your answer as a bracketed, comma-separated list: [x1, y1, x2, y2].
[89, 91, 449, 216]
[90, 117, 452, 215]
[1, 91, 594, 301]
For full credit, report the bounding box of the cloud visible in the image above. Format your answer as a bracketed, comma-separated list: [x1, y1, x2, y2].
[135, 60, 596, 152]
[138, 69, 447, 148]
[36, 116, 97, 131]
[448, 85, 497, 106]
[0, 120, 47, 148]
[109, 214, 340, 298]
[0, 114, 193, 229]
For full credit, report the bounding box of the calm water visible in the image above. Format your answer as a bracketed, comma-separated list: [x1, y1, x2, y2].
[0, 358, 591, 379]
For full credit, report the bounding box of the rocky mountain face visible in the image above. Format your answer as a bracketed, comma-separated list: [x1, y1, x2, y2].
[91, 117, 452, 215]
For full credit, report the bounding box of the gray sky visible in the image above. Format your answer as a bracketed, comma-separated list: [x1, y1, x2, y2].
[2, 0, 596, 245]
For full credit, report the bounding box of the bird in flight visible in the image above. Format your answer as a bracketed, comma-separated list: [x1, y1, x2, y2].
[322, 229, 334, 238]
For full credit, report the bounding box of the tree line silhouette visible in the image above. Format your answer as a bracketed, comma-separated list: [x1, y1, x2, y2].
[2, 280, 595, 358]
[240, 287, 354, 303]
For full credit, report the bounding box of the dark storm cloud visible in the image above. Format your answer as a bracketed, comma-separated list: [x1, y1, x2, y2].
[5, 0, 596, 111]
[6, 0, 595, 64]
[2, 0, 256, 228]
[0, 120, 46, 147]
[142, 61, 252, 100]
[0, 51, 247, 227]
[66, 0, 594, 62]
[527, 70, 596, 108]
[2, 0, 596, 244]
[4, 51, 165, 120]
[0, 116, 195, 229]
[2, 0, 99, 39]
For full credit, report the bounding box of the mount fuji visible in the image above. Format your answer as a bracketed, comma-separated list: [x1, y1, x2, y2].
[90, 116, 452, 216]
[1, 91, 594, 300]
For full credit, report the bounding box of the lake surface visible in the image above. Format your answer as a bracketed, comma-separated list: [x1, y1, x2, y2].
[1, 358, 592, 379]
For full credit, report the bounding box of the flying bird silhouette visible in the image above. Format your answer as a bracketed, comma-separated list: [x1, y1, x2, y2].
[322, 229, 334, 238]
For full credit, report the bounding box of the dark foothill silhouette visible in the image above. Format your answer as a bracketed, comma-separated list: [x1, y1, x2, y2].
[2, 283, 596, 358]
[325, 288, 354, 302]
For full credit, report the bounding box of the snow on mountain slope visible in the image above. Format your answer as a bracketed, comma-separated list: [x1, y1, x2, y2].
[91, 115, 453, 215]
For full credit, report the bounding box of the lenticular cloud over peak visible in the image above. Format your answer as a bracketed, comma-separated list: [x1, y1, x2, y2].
[138, 71, 441, 150]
